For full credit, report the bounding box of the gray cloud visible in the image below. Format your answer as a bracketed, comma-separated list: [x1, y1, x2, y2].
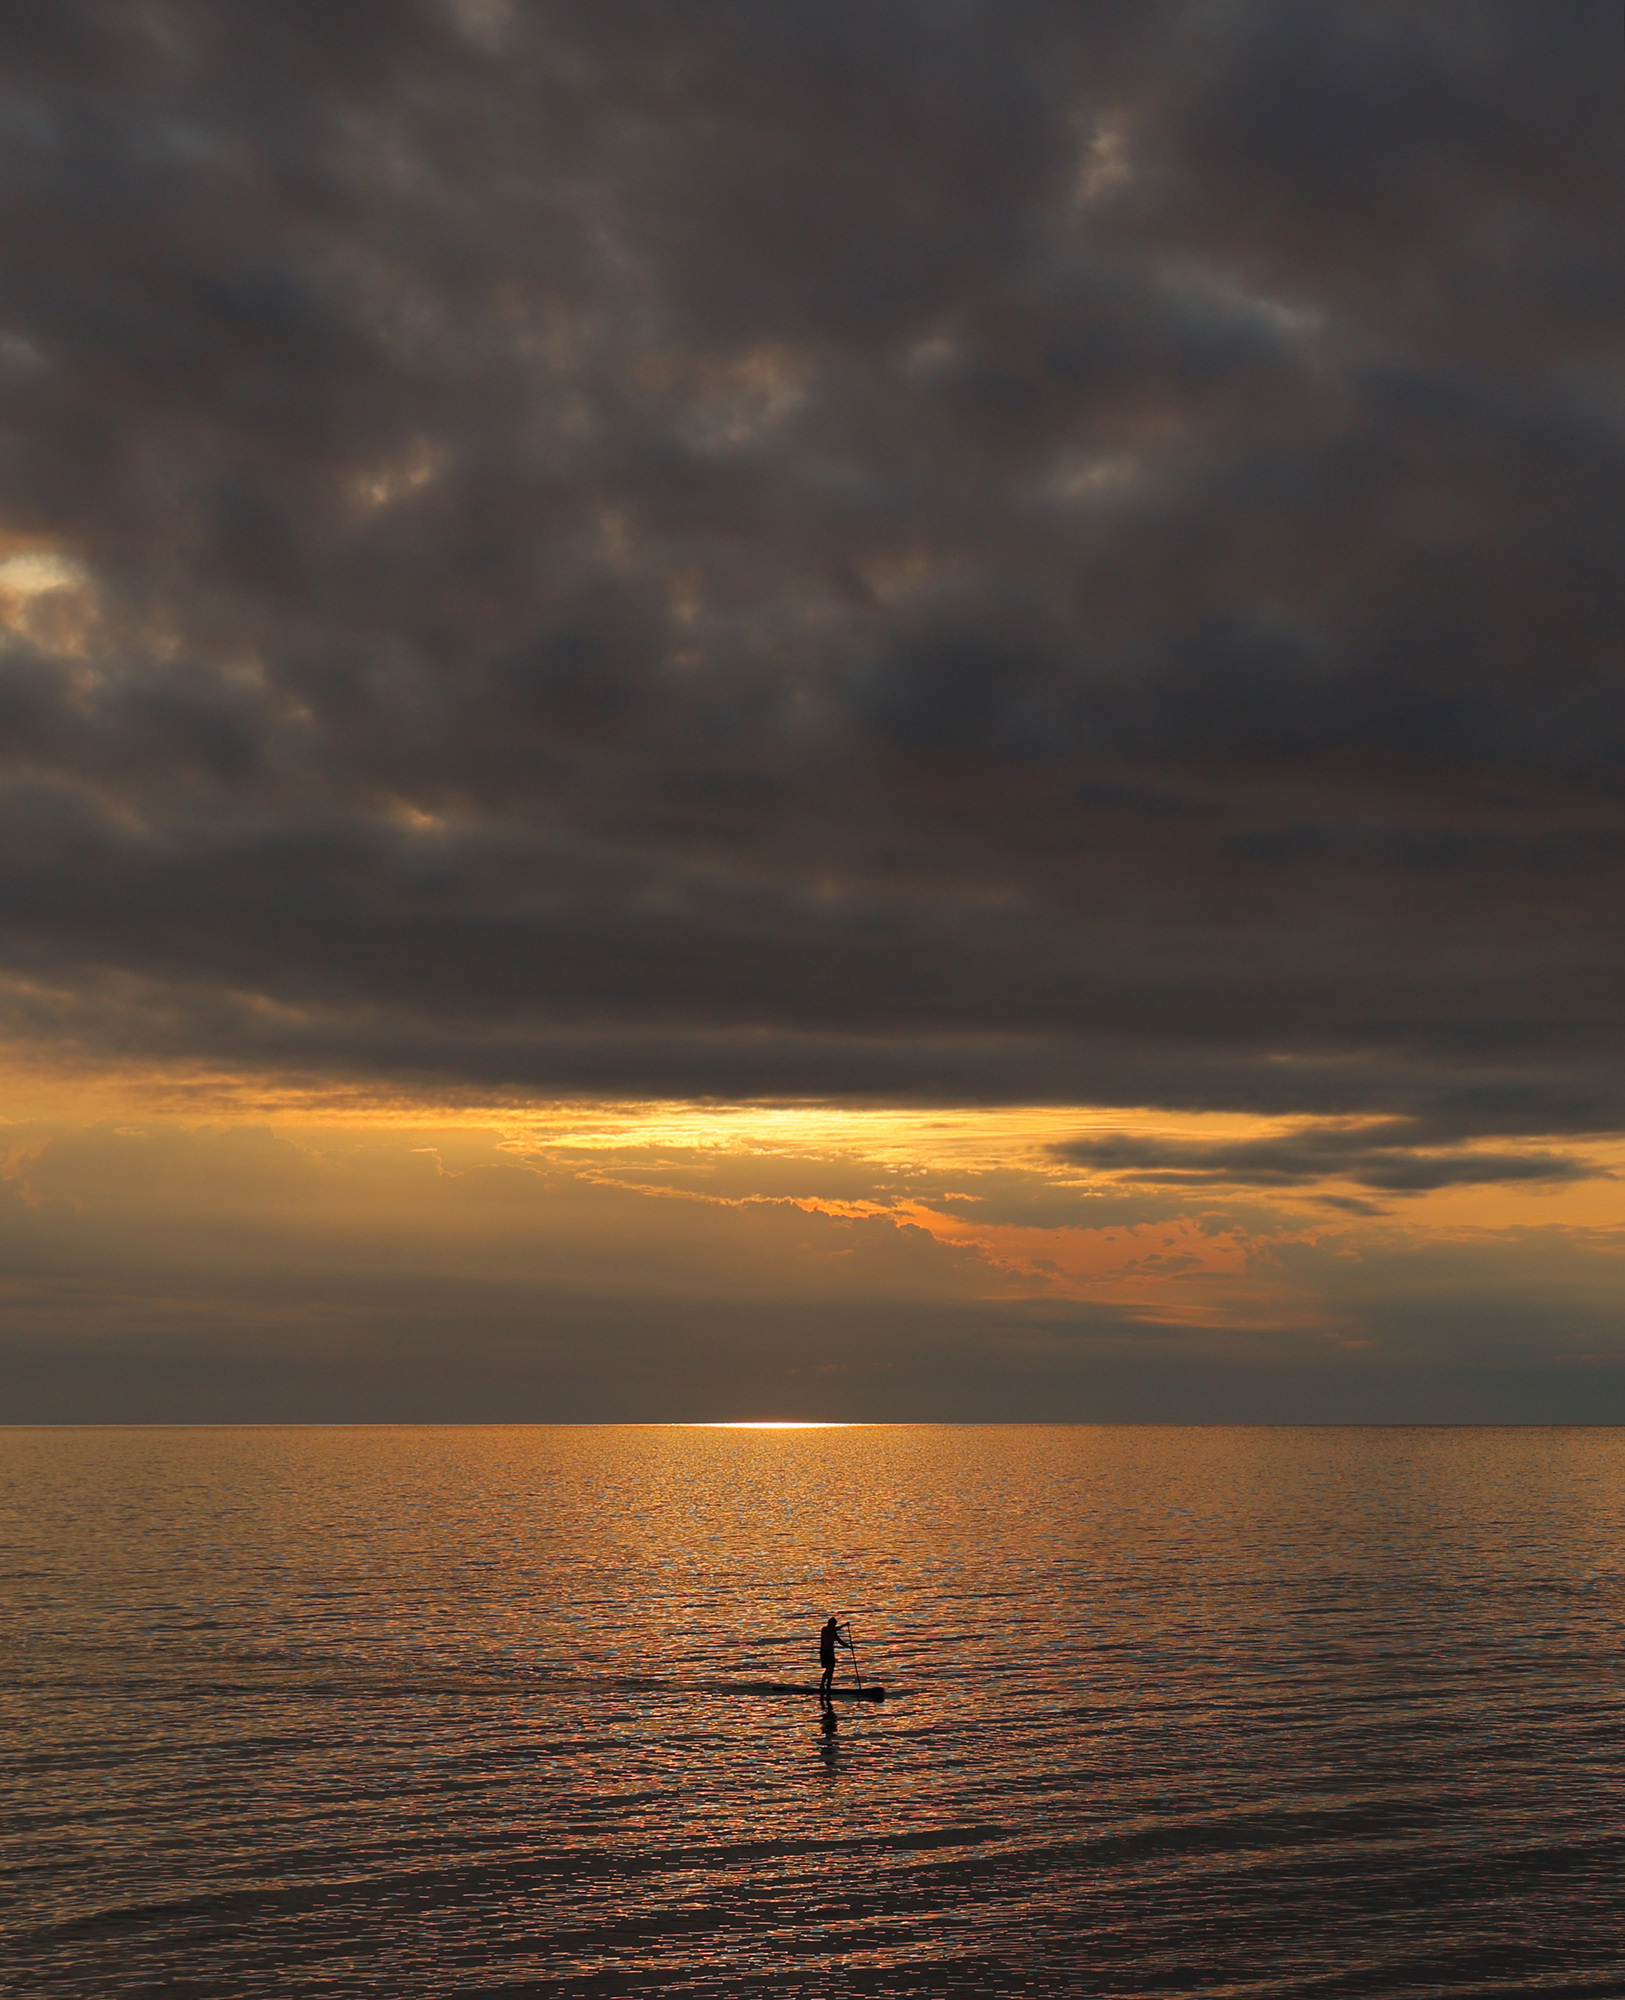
[0, 2, 1620, 1130]
[1054, 1120, 1598, 1194]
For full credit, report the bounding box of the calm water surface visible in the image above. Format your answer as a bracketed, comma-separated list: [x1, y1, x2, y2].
[5, 1425, 1625, 1997]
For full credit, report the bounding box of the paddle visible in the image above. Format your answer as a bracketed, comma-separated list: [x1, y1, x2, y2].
[843, 1617, 865, 1692]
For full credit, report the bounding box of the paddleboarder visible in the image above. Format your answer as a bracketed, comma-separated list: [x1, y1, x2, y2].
[819, 1615, 853, 1699]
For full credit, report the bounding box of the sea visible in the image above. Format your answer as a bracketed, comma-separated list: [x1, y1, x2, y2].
[5, 1424, 1625, 1998]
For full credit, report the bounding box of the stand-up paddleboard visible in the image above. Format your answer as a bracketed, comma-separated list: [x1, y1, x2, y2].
[726, 1680, 887, 1701]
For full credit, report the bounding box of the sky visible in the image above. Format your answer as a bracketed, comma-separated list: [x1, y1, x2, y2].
[1, 1, 1622, 1422]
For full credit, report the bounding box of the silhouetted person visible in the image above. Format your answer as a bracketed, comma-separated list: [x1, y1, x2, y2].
[819, 1615, 852, 1698]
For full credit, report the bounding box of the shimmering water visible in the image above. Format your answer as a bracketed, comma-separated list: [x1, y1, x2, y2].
[6, 1425, 1625, 1998]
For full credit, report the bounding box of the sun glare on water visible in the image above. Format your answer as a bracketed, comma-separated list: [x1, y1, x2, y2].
[699, 1421, 852, 1429]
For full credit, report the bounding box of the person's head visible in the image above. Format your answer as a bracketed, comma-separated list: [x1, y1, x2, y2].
[824, 1615, 838, 1628]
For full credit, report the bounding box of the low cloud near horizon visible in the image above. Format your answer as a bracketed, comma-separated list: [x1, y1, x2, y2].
[1, 3, 1622, 1418]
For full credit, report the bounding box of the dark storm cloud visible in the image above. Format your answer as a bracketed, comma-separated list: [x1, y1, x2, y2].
[0, 1, 1621, 1129]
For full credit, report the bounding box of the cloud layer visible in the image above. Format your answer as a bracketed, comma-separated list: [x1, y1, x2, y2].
[0, 1, 1621, 1158]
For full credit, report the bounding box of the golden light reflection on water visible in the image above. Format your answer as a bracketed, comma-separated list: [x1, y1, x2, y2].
[10, 1424, 1625, 1995]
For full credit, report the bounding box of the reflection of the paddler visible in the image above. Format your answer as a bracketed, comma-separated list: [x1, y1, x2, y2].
[818, 1698, 840, 1765]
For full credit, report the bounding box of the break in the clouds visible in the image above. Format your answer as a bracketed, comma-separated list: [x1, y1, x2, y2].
[5, 1114, 1625, 1422]
[0, 2, 1622, 1150]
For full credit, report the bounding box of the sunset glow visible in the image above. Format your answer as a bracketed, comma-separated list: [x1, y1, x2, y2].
[0, 5, 1618, 1424]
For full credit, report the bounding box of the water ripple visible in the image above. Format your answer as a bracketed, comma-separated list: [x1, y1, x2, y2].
[6, 1425, 1625, 1996]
